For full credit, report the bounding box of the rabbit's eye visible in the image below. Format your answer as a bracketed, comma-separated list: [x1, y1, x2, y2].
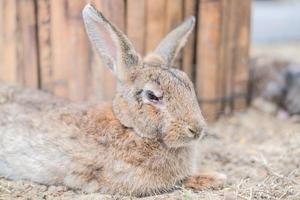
[145, 90, 162, 103]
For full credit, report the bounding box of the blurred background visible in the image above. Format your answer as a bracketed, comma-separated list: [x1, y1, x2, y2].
[0, 0, 299, 120]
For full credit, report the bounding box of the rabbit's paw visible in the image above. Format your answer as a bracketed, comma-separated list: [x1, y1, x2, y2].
[183, 172, 227, 191]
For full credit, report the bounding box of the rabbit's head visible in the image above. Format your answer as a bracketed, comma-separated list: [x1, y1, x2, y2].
[83, 4, 206, 148]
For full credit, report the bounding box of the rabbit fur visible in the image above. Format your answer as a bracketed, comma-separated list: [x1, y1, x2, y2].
[0, 4, 219, 196]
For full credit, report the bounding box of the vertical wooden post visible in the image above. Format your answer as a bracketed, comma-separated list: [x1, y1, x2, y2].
[37, 0, 52, 92]
[17, 0, 39, 88]
[221, 0, 235, 114]
[182, 0, 197, 79]
[0, 0, 18, 83]
[0, 0, 3, 79]
[165, 0, 183, 68]
[196, 0, 222, 121]
[219, 0, 251, 114]
[165, 0, 183, 33]
[233, 0, 251, 111]
[127, 0, 146, 55]
[67, 0, 91, 101]
[45, 0, 70, 99]
[0, 0, 38, 88]
[145, 0, 166, 53]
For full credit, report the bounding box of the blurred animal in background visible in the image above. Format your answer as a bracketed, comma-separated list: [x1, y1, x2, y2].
[0, 4, 225, 197]
[250, 57, 300, 116]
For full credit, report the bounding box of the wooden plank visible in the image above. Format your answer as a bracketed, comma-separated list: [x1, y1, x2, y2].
[67, 0, 91, 101]
[16, 0, 39, 88]
[165, 0, 183, 68]
[233, 0, 251, 111]
[40, 0, 91, 101]
[225, 0, 237, 114]
[0, 0, 4, 79]
[219, 0, 234, 115]
[145, 0, 166, 53]
[0, 0, 18, 83]
[182, 0, 196, 79]
[220, 0, 250, 114]
[126, 0, 146, 55]
[90, 0, 125, 101]
[196, 0, 222, 121]
[223, 0, 237, 113]
[164, 0, 183, 33]
[38, 0, 52, 92]
[49, 0, 71, 99]
[95, 0, 125, 31]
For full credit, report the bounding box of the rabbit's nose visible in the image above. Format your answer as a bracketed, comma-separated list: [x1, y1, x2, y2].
[187, 126, 202, 139]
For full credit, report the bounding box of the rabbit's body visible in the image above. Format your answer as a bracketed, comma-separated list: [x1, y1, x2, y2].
[0, 83, 197, 195]
[0, 4, 225, 196]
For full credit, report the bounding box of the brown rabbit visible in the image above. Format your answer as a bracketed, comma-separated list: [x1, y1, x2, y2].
[0, 4, 225, 196]
[251, 57, 300, 115]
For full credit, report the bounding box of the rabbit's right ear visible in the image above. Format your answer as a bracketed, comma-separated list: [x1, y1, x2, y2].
[147, 16, 195, 67]
[82, 4, 140, 81]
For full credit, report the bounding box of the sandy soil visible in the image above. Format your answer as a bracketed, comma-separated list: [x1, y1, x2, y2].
[0, 106, 299, 200]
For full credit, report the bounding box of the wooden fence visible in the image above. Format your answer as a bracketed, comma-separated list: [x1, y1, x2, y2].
[0, 0, 251, 120]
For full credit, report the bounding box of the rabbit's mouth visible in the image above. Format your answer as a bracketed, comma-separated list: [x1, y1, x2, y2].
[158, 119, 205, 148]
[160, 129, 203, 148]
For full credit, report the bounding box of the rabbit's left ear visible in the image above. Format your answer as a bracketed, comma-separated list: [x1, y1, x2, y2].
[151, 16, 195, 67]
[82, 4, 140, 81]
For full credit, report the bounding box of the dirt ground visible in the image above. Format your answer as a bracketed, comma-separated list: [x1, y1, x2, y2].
[0, 105, 299, 200]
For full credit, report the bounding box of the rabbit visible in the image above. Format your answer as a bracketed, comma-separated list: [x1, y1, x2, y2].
[251, 57, 300, 115]
[283, 66, 300, 115]
[0, 4, 226, 197]
[263, 65, 300, 115]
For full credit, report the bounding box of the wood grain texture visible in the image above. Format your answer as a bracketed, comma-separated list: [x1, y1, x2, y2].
[196, 0, 222, 120]
[48, 0, 70, 99]
[145, 0, 166, 53]
[37, 0, 52, 92]
[165, 0, 183, 33]
[0, 0, 4, 81]
[67, 0, 91, 101]
[165, 0, 183, 68]
[0, 0, 17, 83]
[126, 0, 146, 55]
[182, 0, 196, 79]
[39, 0, 92, 101]
[17, 0, 39, 88]
[220, 0, 235, 114]
[218, 0, 251, 113]
[233, 0, 251, 111]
